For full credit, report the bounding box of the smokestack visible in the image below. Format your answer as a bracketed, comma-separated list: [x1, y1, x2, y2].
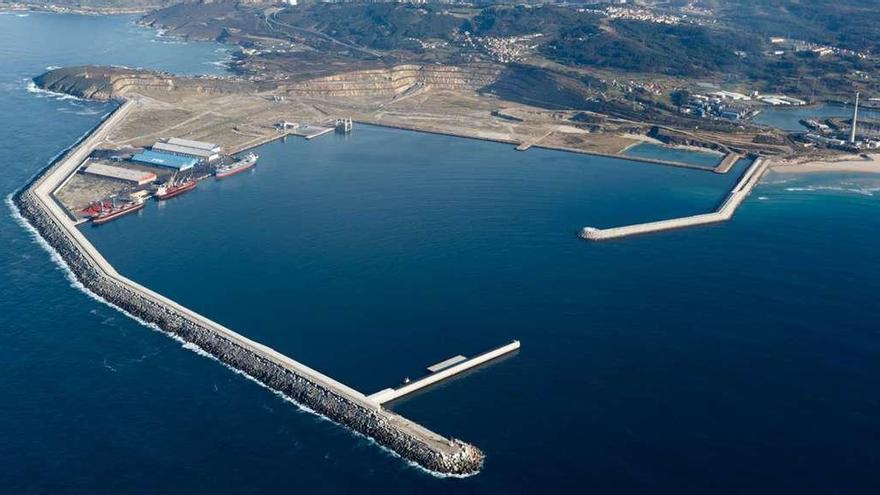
[850, 92, 860, 144]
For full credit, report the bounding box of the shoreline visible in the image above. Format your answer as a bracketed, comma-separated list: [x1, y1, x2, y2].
[0, 4, 152, 16]
[770, 155, 880, 174]
[12, 98, 485, 477]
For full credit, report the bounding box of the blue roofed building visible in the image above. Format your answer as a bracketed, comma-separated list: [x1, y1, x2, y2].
[130, 150, 197, 171]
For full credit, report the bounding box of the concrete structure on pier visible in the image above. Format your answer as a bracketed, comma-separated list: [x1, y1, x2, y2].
[335, 117, 353, 134]
[714, 152, 741, 174]
[369, 341, 520, 405]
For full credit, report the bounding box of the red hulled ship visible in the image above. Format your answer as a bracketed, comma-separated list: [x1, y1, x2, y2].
[155, 176, 197, 200]
[90, 199, 145, 225]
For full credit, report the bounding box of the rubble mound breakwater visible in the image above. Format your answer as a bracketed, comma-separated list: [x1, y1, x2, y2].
[12, 103, 484, 477]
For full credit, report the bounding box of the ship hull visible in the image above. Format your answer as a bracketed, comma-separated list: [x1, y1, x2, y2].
[216, 161, 256, 179]
[216, 154, 258, 179]
[156, 181, 196, 200]
[91, 202, 144, 225]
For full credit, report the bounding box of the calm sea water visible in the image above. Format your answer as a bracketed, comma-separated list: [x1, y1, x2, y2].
[625, 142, 722, 167]
[2, 13, 879, 494]
[754, 102, 880, 131]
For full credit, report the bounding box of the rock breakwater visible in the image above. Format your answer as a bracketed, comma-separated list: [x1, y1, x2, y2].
[12, 103, 484, 476]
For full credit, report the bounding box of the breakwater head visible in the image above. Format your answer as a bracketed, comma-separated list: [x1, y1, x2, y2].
[581, 157, 768, 241]
[12, 98, 485, 476]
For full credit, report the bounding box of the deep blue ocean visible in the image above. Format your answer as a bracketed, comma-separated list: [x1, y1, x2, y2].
[2, 12, 879, 494]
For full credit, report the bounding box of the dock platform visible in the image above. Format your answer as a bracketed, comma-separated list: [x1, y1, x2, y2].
[287, 124, 334, 140]
[714, 152, 741, 174]
[368, 340, 520, 405]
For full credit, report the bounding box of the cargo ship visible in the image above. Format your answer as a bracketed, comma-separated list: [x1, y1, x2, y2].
[215, 153, 258, 179]
[156, 176, 197, 200]
[91, 199, 145, 225]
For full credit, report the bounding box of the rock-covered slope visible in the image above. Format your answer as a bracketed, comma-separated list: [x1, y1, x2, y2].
[34, 63, 593, 110]
[34, 66, 260, 100]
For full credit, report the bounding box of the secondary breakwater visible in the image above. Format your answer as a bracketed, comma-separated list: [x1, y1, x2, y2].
[581, 157, 768, 241]
[12, 98, 484, 476]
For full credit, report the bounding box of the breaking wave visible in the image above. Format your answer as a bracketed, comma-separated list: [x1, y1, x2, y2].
[784, 184, 880, 197]
[26, 80, 89, 102]
[6, 193, 472, 479]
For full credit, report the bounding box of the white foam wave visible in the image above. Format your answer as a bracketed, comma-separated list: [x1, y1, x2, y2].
[6, 194, 472, 479]
[761, 177, 796, 185]
[178, 339, 477, 478]
[204, 60, 231, 69]
[6, 194, 167, 336]
[56, 106, 103, 116]
[25, 80, 89, 102]
[785, 185, 879, 196]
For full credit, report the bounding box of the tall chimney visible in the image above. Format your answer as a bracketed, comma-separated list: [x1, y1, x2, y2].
[850, 92, 860, 144]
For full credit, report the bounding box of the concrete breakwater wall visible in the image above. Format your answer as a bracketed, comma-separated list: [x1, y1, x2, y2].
[12, 101, 484, 476]
[581, 157, 767, 241]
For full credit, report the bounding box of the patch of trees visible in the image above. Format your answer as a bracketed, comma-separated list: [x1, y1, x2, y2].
[720, 0, 880, 53]
[275, 4, 463, 51]
[544, 21, 761, 76]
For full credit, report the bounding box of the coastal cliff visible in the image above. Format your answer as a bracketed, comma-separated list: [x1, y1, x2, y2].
[34, 66, 260, 101]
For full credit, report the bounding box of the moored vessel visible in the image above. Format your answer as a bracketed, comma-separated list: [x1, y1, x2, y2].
[156, 176, 197, 200]
[91, 199, 145, 225]
[215, 152, 258, 179]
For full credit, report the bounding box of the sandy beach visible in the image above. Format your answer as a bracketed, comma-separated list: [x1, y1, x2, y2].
[771, 154, 880, 174]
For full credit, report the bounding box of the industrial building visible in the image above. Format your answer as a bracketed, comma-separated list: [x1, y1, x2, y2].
[152, 138, 221, 162]
[130, 150, 198, 171]
[83, 161, 157, 185]
[166, 137, 221, 154]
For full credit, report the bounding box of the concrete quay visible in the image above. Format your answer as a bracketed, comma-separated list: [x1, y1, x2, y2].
[13, 98, 485, 476]
[714, 152, 741, 174]
[369, 341, 521, 405]
[582, 157, 767, 241]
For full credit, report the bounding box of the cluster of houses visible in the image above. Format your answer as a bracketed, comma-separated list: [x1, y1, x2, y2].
[768, 37, 870, 61]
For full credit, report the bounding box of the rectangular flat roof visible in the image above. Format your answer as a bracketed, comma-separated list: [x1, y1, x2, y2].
[167, 137, 221, 152]
[83, 161, 157, 184]
[131, 150, 197, 171]
[427, 355, 467, 373]
[152, 142, 217, 159]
